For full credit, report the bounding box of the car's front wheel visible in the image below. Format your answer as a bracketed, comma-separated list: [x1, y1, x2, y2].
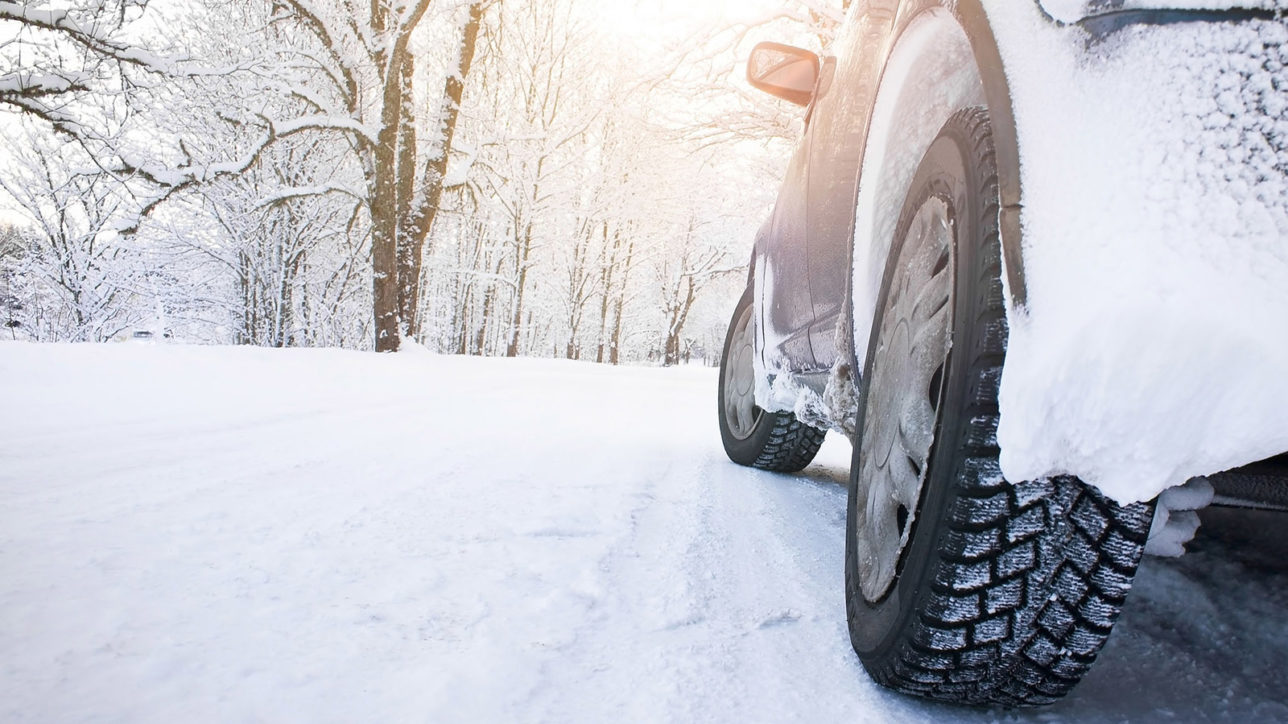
[718, 287, 827, 472]
[845, 108, 1154, 706]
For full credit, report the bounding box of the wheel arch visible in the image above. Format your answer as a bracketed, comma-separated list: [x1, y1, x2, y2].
[852, 1, 1028, 316]
[951, 0, 1027, 310]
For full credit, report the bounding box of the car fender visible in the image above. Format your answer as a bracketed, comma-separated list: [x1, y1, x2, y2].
[978, 3, 1288, 502]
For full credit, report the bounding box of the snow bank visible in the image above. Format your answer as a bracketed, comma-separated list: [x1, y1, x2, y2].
[984, 5, 1288, 502]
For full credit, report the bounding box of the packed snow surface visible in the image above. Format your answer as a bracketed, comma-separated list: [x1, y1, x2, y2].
[982, 4, 1288, 503]
[2, 343, 1287, 722]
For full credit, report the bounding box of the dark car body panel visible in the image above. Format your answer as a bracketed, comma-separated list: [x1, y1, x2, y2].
[759, 139, 819, 369]
[754, 0, 1025, 380]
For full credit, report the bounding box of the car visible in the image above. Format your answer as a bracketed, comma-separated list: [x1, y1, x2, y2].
[716, 0, 1288, 707]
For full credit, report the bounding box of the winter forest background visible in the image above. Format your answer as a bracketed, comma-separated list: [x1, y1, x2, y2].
[0, 0, 851, 364]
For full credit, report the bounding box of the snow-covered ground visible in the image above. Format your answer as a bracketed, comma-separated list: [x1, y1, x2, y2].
[2, 343, 1286, 722]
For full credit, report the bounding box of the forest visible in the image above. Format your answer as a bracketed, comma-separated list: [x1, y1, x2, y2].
[0, 0, 846, 364]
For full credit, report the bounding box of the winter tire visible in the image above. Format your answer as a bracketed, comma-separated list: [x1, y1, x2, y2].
[844, 108, 1155, 707]
[719, 287, 827, 473]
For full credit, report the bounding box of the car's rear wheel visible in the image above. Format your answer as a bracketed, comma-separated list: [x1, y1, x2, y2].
[719, 287, 827, 472]
[845, 108, 1154, 706]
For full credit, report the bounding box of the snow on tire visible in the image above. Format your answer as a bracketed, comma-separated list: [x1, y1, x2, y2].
[844, 108, 1155, 707]
[719, 287, 827, 473]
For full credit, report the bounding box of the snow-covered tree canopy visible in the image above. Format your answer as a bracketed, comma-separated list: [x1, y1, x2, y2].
[1, 0, 844, 362]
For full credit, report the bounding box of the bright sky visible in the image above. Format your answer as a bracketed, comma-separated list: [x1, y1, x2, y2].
[594, 0, 792, 50]
[599, 0, 747, 30]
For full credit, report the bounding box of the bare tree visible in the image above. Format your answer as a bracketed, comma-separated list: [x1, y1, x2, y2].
[0, 1, 185, 127]
[466, 0, 602, 357]
[0, 222, 26, 338]
[0, 0, 815, 361]
[3, 0, 492, 352]
[0, 136, 141, 341]
[655, 217, 739, 366]
[243, 0, 492, 350]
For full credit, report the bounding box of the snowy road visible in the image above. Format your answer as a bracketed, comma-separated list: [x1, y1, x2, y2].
[2, 344, 1286, 722]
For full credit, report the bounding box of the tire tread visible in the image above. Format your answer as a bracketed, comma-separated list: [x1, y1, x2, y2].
[749, 414, 827, 472]
[850, 108, 1153, 707]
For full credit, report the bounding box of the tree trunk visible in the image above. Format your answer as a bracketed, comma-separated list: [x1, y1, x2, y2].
[396, 1, 487, 343]
[455, 274, 472, 355]
[594, 223, 615, 364]
[370, 13, 423, 352]
[371, 160, 401, 352]
[394, 54, 418, 341]
[608, 238, 634, 365]
[505, 220, 532, 357]
[475, 248, 503, 354]
[475, 286, 492, 354]
[663, 277, 695, 367]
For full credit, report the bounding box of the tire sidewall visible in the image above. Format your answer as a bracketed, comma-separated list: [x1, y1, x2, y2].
[718, 287, 776, 464]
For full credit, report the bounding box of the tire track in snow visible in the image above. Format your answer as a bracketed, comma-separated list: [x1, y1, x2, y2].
[531, 430, 935, 723]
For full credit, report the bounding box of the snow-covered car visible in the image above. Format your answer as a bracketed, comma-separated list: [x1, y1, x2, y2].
[717, 0, 1288, 707]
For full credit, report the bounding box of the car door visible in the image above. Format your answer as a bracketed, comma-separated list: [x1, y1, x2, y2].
[804, 8, 898, 371]
[803, 54, 855, 370]
[758, 120, 819, 372]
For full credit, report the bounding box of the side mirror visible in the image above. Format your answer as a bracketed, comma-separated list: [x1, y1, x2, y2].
[747, 41, 820, 107]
